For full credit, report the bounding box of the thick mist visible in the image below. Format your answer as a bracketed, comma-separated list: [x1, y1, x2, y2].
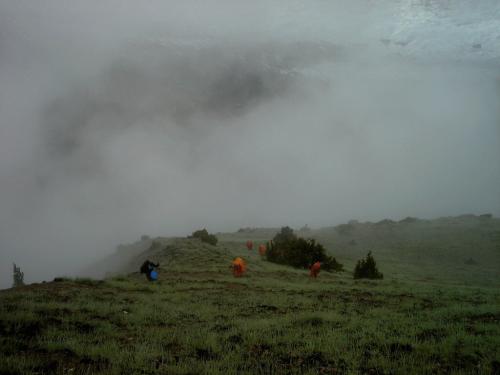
[1, 0, 499, 288]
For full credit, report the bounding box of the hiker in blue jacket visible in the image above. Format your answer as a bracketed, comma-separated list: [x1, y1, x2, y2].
[140, 260, 159, 281]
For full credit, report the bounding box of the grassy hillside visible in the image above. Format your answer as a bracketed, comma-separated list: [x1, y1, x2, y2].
[1, 216, 500, 374]
[221, 215, 500, 286]
[311, 215, 500, 286]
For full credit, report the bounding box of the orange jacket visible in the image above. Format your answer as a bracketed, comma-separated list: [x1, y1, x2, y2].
[232, 257, 246, 277]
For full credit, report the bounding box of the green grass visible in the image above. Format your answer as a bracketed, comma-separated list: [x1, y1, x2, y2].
[1, 217, 500, 374]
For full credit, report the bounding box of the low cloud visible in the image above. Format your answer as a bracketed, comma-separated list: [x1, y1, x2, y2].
[0, 0, 499, 287]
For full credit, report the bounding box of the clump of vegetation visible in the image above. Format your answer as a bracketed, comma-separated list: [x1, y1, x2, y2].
[336, 223, 355, 235]
[12, 263, 24, 288]
[375, 219, 396, 226]
[265, 227, 343, 271]
[399, 216, 418, 224]
[190, 228, 218, 246]
[464, 257, 478, 265]
[479, 213, 492, 220]
[237, 227, 256, 233]
[353, 251, 383, 279]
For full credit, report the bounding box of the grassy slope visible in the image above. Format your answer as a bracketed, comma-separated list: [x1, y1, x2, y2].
[1, 217, 500, 374]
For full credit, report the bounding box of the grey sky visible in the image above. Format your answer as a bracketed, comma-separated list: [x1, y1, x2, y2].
[1, 0, 499, 288]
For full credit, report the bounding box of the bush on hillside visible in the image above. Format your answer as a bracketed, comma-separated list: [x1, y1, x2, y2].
[464, 257, 478, 265]
[375, 219, 396, 226]
[12, 263, 24, 288]
[190, 229, 218, 246]
[399, 217, 418, 224]
[265, 227, 343, 272]
[353, 251, 383, 279]
[237, 227, 256, 233]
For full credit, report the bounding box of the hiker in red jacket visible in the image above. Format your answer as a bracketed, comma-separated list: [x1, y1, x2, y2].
[258, 244, 266, 256]
[309, 261, 321, 278]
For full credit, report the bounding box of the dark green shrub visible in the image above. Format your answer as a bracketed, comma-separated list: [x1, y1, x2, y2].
[353, 251, 383, 279]
[265, 227, 342, 272]
[12, 263, 24, 288]
[399, 217, 418, 224]
[273, 226, 296, 244]
[190, 229, 218, 246]
[375, 219, 396, 226]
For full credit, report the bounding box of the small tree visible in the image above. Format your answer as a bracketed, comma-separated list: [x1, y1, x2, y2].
[273, 226, 296, 245]
[12, 263, 25, 287]
[190, 228, 218, 246]
[353, 251, 383, 279]
[265, 227, 343, 272]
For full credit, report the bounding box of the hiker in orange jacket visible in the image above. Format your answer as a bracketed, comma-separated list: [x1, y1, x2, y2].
[232, 257, 246, 277]
[258, 244, 266, 256]
[309, 261, 321, 278]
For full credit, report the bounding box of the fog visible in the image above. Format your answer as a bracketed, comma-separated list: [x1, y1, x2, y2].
[1, 0, 499, 288]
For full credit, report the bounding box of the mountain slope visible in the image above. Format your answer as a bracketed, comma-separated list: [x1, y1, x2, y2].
[1, 233, 499, 374]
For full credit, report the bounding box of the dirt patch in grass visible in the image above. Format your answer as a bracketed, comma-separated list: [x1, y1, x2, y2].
[35, 307, 72, 317]
[4, 320, 43, 338]
[465, 324, 487, 336]
[0, 339, 30, 355]
[360, 342, 379, 361]
[31, 347, 110, 374]
[194, 348, 219, 361]
[277, 351, 348, 373]
[0, 368, 22, 375]
[317, 291, 339, 302]
[296, 316, 325, 327]
[248, 343, 272, 357]
[254, 304, 279, 312]
[163, 340, 184, 358]
[387, 342, 413, 358]
[227, 334, 244, 346]
[416, 328, 447, 342]
[211, 323, 232, 332]
[357, 366, 387, 375]
[418, 298, 439, 310]
[442, 352, 482, 373]
[1, 304, 17, 313]
[321, 290, 385, 308]
[466, 312, 500, 323]
[71, 321, 96, 334]
[491, 360, 500, 375]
